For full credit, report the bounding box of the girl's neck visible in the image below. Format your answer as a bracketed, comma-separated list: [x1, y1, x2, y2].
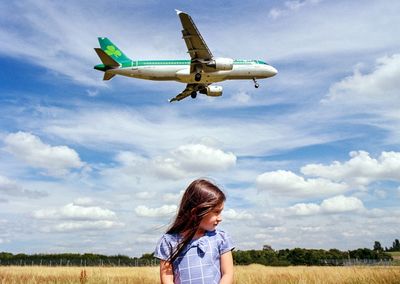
[193, 228, 205, 239]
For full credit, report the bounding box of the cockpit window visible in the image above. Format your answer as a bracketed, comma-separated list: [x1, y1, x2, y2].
[257, 60, 268, 65]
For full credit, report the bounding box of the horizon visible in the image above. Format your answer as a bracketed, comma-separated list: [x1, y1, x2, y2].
[0, 0, 400, 258]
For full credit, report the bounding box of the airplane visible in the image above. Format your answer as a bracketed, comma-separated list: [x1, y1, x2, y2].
[94, 10, 278, 102]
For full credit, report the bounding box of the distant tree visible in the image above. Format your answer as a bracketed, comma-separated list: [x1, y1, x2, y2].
[263, 245, 273, 251]
[392, 239, 400, 251]
[140, 253, 155, 261]
[373, 241, 383, 251]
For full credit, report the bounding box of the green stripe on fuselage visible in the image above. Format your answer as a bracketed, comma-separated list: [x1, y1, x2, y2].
[95, 59, 267, 70]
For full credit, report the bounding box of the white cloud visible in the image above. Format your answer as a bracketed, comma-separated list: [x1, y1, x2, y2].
[325, 54, 400, 106]
[286, 195, 364, 216]
[286, 203, 321, 216]
[269, 0, 321, 19]
[0, 174, 47, 198]
[33, 203, 116, 220]
[135, 205, 177, 218]
[256, 170, 349, 198]
[4, 132, 84, 176]
[135, 191, 156, 200]
[301, 151, 400, 186]
[106, 144, 236, 182]
[73, 197, 97, 207]
[51, 220, 122, 232]
[38, 106, 335, 158]
[223, 208, 253, 220]
[320, 195, 364, 213]
[162, 192, 183, 203]
[153, 144, 236, 179]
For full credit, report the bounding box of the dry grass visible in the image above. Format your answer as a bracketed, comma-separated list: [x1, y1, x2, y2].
[0, 265, 400, 284]
[0, 266, 159, 284]
[235, 264, 400, 284]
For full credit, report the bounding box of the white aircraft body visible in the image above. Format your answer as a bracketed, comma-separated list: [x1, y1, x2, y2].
[94, 10, 277, 102]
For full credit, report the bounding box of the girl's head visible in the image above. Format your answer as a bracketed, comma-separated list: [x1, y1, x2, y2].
[167, 179, 226, 261]
[168, 178, 225, 234]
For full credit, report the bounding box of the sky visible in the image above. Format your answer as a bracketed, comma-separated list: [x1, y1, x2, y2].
[0, 0, 400, 257]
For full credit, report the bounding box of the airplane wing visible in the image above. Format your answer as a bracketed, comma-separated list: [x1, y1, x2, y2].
[175, 10, 213, 72]
[169, 83, 208, 102]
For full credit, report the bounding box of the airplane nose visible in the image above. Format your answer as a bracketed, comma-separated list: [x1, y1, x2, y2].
[268, 65, 278, 76]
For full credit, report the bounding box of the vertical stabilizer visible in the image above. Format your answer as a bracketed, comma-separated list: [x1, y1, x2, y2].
[98, 37, 131, 63]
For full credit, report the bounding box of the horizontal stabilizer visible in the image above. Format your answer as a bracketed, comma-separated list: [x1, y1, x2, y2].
[94, 48, 120, 68]
[103, 71, 116, 81]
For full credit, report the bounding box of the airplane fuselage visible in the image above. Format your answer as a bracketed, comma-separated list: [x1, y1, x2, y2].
[95, 59, 277, 84]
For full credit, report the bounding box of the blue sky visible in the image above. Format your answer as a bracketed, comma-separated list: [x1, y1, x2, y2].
[1, 0, 400, 256]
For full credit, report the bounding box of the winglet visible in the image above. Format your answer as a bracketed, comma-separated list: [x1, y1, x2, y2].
[175, 9, 183, 14]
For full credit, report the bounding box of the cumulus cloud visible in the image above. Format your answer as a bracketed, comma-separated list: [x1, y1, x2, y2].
[324, 54, 400, 106]
[223, 208, 253, 220]
[111, 144, 236, 181]
[32, 202, 121, 232]
[50, 220, 122, 232]
[320, 195, 364, 213]
[153, 144, 237, 179]
[256, 170, 349, 198]
[73, 197, 95, 207]
[135, 205, 177, 218]
[33, 203, 116, 220]
[286, 195, 364, 216]
[286, 203, 321, 216]
[4, 131, 84, 176]
[0, 174, 47, 198]
[301, 151, 400, 186]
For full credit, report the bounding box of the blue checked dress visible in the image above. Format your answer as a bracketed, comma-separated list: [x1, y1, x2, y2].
[155, 229, 235, 284]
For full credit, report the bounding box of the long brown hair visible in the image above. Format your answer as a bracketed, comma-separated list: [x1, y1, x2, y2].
[167, 178, 226, 263]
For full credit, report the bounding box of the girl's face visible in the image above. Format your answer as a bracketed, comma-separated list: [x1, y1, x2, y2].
[198, 202, 224, 232]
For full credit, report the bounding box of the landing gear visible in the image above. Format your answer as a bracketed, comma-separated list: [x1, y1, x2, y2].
[191, 91, 197, 99]
[253, 78, 259, 88]
[195, 73, 202, 82]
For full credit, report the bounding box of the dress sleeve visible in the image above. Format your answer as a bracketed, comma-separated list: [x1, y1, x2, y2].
[154, 234, 173, 261]
[218, 230, 235, 255]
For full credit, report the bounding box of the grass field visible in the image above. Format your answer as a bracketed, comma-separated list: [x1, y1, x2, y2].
[388, 252, 400, 266]
[1, 265, 400, 284]
[388, 252, 400, 259]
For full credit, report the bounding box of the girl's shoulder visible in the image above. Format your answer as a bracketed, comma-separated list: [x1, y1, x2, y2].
[205, 229, 235, 254]
[206, 229, 232, 241]
[154, 233, 181, 261]
[159, 232, 181, 245]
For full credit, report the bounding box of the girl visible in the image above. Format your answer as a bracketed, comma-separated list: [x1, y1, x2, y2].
[154, 179, 234, 284]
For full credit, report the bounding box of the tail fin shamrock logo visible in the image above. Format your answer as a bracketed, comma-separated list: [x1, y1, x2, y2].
[105, 45, 122, 58]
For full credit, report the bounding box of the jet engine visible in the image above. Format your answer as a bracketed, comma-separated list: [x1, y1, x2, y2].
[207, 58, 234, 71]
[200, 85, 223, 97]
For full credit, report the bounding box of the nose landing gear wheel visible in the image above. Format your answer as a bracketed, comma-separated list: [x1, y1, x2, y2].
[195, 73, 202, 82]
[253, 78, 259, 88]
[191, 91, 197, 99]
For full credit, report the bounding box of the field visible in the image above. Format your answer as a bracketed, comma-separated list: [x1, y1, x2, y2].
[1, 265, 400, 284]
[388, 252, 400, 259]
[388, 252, 400, 265]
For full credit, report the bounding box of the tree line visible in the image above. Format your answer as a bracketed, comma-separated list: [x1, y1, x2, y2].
[0, 239, 397, 267]
[0, 252, 158, 267]
[374, 239, 400, 252]
[233, 247, 391, 266]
